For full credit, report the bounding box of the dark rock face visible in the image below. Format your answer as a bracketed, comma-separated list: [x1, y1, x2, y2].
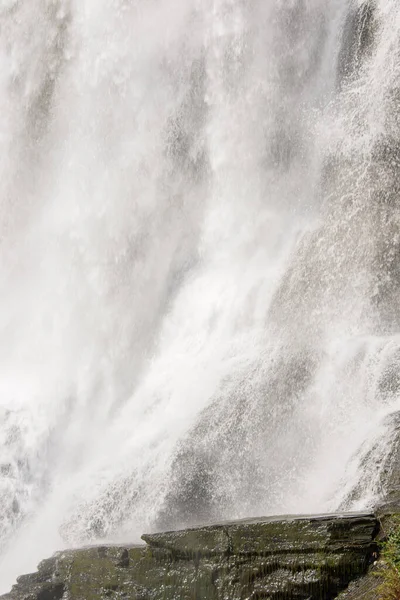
[0, 513, 378, 600]
[340, 411, 400, 515]
[337, 0, 377, 84]
[335, 565, 383, 600]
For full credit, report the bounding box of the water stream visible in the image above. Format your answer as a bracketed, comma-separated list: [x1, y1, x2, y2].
[0, 0, 400, 591]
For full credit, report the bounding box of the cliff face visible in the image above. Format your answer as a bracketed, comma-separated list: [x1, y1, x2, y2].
[1, 513, 378, 600]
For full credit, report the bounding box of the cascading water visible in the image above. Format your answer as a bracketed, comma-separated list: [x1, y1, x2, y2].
[1, 0, 400, 592]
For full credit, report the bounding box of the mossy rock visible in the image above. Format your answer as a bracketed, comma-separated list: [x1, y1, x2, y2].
[1, 512, 379, 600]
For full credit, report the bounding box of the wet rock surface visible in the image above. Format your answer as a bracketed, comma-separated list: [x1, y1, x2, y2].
[335, 565, 383, 600]
[0, 512, 378, 600]
[340, 410, 400, 515]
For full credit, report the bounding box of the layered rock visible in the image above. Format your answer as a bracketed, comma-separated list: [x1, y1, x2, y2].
[1, 512, 378, 600]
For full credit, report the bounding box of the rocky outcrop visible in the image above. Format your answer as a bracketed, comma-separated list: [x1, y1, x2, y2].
[340, 410, 400, 515]
[1, 512, 378, 600]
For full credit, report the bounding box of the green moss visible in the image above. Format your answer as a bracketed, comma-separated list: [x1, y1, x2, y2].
[376, 517, 400, 600]
[142, 525, 230, 557]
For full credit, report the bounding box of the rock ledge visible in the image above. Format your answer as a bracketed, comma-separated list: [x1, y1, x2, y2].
[0, 512, 379, 600]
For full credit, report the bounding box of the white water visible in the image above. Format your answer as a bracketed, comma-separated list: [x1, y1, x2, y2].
[1, 0, 400, 591]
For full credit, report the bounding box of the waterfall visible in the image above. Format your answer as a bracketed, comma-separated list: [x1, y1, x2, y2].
[0, 0, 400, 591]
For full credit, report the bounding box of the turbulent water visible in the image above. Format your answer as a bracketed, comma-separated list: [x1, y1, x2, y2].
[1, 0, 400, 591]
